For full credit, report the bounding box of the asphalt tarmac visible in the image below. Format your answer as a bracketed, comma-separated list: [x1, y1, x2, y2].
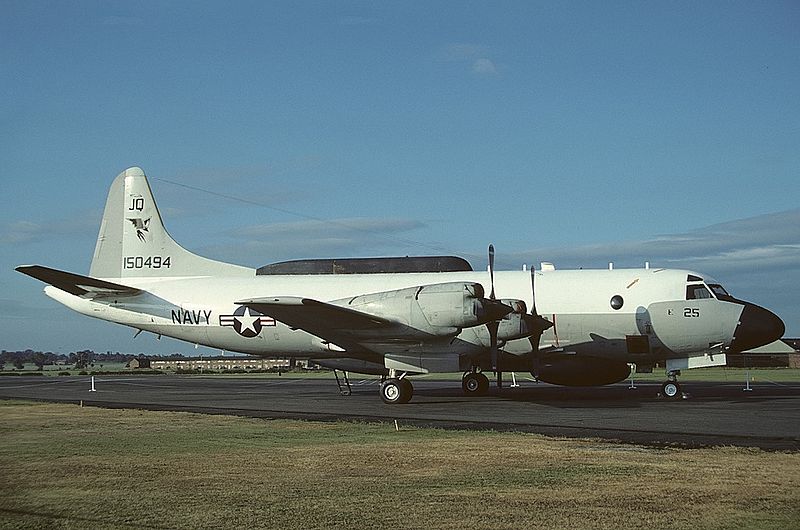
[1, 374, 798, 450]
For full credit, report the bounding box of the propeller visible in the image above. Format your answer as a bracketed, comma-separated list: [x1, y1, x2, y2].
[482, 245, 552, 387]
[486, 245, 503, 380]
[525, 265, 554, 379]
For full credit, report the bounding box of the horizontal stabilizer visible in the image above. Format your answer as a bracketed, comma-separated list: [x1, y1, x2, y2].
[15, 265, 142, 297]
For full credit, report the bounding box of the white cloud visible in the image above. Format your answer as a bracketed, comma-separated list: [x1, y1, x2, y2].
[231, 217, 424, 240]
[204, 217, 431, 265]
[0, 221, 43, 245]
[438, 43, 499, 76]
[506, 209, 800, 277]
[471, 58, 497, 75]
[0, 210, 100, 246]
[493, 209, 800, 332]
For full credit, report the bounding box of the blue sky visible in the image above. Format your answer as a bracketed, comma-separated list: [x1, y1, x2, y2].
[2, 1, 798, 355]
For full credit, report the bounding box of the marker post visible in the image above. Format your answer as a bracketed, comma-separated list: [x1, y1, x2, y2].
[743, 369, 753, 392]
[628, 363, 637, 389]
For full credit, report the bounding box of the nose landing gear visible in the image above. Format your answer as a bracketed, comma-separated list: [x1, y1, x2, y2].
[661, 370, 683, 399]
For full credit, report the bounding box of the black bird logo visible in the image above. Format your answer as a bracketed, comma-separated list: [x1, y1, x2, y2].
[127, 218, 151, 242]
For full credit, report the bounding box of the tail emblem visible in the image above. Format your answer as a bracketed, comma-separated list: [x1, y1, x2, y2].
[127, 217, 151, 242]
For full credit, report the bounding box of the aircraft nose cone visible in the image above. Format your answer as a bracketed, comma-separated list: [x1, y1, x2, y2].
[730, 303, 785, 352]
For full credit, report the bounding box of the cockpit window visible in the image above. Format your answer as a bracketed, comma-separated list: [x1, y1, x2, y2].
[686, 284, 713, 300]
[708, 283, 735, 301]
[708, 284, 728, 297]
[687, 274, 704, 282]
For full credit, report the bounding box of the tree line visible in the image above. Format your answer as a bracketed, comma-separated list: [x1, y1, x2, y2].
[0, 350, 151, 370]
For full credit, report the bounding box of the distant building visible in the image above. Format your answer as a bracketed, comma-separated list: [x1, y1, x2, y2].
[149, 357, 308, 371]
[744, 339, 798, 354]
[127, 358, 151, 369]
[731, 339, 800, 368]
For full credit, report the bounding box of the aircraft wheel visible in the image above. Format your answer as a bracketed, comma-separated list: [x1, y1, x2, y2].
[381, 378, 412, 404]
[462, 372, 489, 396]
[661, 381, 681, 399]
[400, 378, 413, 402]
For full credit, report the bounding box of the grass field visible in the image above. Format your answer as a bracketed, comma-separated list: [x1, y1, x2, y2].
[1, 400, 798, 529]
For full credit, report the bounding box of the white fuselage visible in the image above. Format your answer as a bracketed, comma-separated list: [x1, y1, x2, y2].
[45, 266, 744, 368]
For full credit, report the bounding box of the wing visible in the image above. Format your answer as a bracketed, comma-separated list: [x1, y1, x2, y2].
[238, 296, 432, 352]
[16, 265, 141, 298]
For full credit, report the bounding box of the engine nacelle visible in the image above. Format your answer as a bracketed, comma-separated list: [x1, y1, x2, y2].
[496, 299, 532, 341]
[533, 355, 631, 386]
[415, 282, 488, 330]
[343, 282, 496, 337]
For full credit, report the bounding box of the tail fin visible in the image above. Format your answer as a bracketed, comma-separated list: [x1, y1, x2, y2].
[89, 167, 253, 279]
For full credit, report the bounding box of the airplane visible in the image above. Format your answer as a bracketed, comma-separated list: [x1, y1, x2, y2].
[17, 167, 785, 404]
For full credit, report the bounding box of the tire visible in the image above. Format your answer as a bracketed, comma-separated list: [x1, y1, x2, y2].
[477, 372, 490, 394]
[662, 381, 681, 399]
[381, 378, 411, 404]
[399, 378, 413, 403]
[462, 372, 489, 396]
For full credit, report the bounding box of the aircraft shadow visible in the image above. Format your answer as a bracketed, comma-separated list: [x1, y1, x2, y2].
[396, 381, 800, 409]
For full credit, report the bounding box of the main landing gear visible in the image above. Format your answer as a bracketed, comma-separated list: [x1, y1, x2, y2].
[380, 372, 413, 404]
[462, 371, 490, 396]
[661, 370, 682, 399]
[380, 370, 494, 404]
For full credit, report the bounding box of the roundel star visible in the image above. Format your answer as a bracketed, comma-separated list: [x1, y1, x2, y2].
[233, 306, 262, 338]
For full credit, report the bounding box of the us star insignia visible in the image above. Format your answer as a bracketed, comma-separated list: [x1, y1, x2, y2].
[220, 306, 276, 338]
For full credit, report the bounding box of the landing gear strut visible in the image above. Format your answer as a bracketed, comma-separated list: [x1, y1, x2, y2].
[661, 370, 682, 399]
[462, 371, 490, 396]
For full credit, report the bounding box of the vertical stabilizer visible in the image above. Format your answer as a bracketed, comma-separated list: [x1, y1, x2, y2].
[89, 167, 253, 279]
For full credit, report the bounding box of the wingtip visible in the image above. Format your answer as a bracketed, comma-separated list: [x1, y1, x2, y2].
[15, 264, 38, 275]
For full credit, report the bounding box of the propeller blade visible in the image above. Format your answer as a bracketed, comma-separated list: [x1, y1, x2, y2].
[488, 244, 496, 300]
[529, 337, 541, 380]
[488, 320, 499, 371]
[525, 313, 552, 379]
[527, 264, 552, 379]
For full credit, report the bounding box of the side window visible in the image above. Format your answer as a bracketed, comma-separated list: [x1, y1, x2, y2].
[686, 284, 712, 300]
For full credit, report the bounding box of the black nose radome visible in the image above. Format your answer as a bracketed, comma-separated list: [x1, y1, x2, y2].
[730, 303, 785, 352]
